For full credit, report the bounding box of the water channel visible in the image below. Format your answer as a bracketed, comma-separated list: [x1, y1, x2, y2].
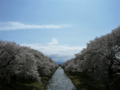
[46, 66, 77, 90]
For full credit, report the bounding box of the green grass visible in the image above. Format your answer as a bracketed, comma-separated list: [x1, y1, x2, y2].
[64, 71, 120, 90]
[0, 78, 41, 90]
[0, 68, 57, 90]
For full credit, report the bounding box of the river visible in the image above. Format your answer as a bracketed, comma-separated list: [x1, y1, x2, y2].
[46, 66, 77, 90]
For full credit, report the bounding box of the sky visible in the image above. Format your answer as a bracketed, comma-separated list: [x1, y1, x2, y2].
[0, 0, 120, 63]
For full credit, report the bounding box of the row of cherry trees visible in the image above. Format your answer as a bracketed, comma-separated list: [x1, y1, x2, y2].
[62, 26, 120, 82]
[0, 40, 58, 84]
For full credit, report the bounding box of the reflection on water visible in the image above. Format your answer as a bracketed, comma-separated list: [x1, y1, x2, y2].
[46, 67, 77, 90]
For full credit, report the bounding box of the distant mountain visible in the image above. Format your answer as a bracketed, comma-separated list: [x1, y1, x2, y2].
[56, 62, 64, 65]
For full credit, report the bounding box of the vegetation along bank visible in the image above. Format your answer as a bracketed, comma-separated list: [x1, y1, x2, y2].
[0, 40, 58, 90]
[62, 26, 120, 90]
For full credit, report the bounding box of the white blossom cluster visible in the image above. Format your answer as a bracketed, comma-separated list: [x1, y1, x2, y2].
[62, 26, 120, 81]
[0, 40, 58, 84]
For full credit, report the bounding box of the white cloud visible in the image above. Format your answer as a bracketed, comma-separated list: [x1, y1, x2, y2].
[0, 22, 71, 30]
[48, 38, 58, 45]
[21, 39, 85, 62]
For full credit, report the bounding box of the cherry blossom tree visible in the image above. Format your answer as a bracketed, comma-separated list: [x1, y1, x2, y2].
[0, 40, 58, 84]
[62, 26, 120, 82]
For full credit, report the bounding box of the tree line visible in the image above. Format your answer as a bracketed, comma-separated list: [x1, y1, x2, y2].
[62, 26, 120, 83]
[0, 40, 58, 84]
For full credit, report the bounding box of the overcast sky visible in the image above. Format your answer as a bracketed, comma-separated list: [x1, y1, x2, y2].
[0, 0, 120, 62]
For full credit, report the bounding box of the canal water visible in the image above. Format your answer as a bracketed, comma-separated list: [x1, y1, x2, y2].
[46, 66, 77, 90]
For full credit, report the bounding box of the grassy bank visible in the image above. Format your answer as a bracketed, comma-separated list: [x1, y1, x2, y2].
[0, 68, 58, 90]
[64, 71, 120, 90]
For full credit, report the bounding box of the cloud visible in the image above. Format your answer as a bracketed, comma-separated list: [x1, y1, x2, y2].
[0, 22, 71, 30]
[21, 38, 85, 62]
[48, 38, 58, 45]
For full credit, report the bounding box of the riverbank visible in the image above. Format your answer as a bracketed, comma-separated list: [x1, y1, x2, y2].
[64, 71, 120, 90]
[0, 67, 58, 90]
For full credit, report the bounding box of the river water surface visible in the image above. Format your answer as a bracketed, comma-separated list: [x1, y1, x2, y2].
[46, 66, 77, 90]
